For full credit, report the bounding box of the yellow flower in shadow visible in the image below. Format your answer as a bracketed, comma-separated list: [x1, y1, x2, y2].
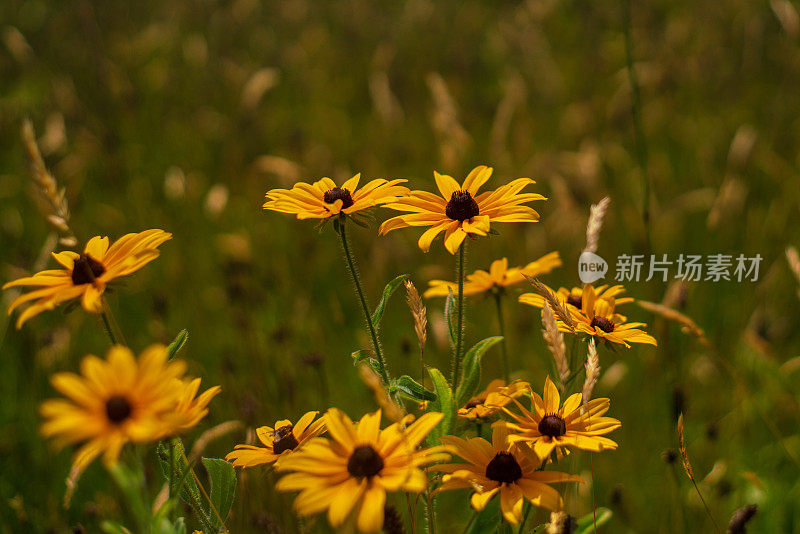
[3, 229, 171, 328]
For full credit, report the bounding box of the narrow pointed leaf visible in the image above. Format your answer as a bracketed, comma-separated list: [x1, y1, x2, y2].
[167, 329, 189, 360]
[393, 375, 437, 401]
[455, 336, 503, 407]
[426, 367, 455, 445]
[576, 508, 613, 533]
[371, 274, 409, 325]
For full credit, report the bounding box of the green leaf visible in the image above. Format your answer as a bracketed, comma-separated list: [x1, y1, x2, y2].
[156, 439, 214, 533]
[444, 288, 457, 347]
[575, 507, 613, 533]
[351, 349, 374, 364]
[371, 274, 409, 325]
[100, 521, 131, 534]
[426, 367, 455, 445]
[463, 496, 500, 534]
[393, 375, 437, 401]
[455, 336, 503, 407]
[166, 330, 189, 360]
[107, 464, 148, 530]
[201, 458, 237, 528]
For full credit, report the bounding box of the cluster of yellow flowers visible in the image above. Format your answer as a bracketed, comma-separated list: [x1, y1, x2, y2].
[3, 164, 659, 533]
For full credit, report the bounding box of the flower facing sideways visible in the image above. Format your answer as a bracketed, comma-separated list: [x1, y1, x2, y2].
[263, 174, 408, 220]
[425, 253, 561, 298]
[501, 376, 620, 460]
[567, 285, 656, 347]
[379, 165, 546, 254]
[276, 408, 448, 533]
[226, 411, 327, 468]
[519, 283, 633, 312]
[458, 379, 529, 421]
[40, 345, 220, 473]
[3, 229, 172, 328]
[434, 425, 582, 525]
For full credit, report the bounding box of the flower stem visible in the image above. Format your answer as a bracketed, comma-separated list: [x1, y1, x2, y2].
[338, 220, 390, 384]
[100, 298, 126, 346]
[493, 292, 509, 382]
[517, 502, 532, 534]
[450, 242, 466, 387]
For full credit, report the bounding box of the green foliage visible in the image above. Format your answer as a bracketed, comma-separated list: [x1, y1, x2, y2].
[425, 367, 455, 445]
[371, 274, 409, 326]
[201, 458, 236, 530]
[166, 330, 189, 360]
[455, 336, 503, 406]
[391, 375, 437, 401]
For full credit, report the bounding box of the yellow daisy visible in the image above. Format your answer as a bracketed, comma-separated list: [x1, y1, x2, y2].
[458, 379, 529, 421]
[40, 345, 219, 472]
[424, 253, 561, 298]
[501, 376, 620, 460]
[263, 174, 409, 220]
[568, 285, 656, 347]
[518, 283, 633, 312]
[225, 411, 327, 468]
[434, 425, 582, 524]
[276, 408, 448, 533]
[378, 165, 546, 254]
[3, 229, 172, 328]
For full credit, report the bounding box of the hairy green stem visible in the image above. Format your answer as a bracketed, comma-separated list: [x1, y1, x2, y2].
[100, 298, 126, 346]
[493, 292, 509, 382]
[451, 242, 466, 386]
[338, 220, 390, 384]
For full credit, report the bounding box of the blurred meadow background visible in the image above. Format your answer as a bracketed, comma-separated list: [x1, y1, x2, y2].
[2, 0, 800, 532]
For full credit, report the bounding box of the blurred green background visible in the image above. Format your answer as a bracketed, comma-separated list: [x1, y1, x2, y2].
[2, 0, 800, 532]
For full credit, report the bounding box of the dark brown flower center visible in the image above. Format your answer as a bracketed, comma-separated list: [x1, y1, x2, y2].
[271, 424, 299, 454]
[105, 395, 132, 424]
[590, 316, 614, 333]
[71, 254, 106, 285]
[347, 445, 384, 479]
[485, 451, 522, 484]
[445, 190, 479, 221]
[323, 187, 354, 209]
[465, 397, 486, 409]
[538, 415, 567, 438]
[566, 295, 583, 308]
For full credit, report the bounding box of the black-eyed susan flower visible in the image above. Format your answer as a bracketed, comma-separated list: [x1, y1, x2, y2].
[519, 283, 633, 312]
[378, 165, 545, 254]
[226, 411, 327, 468]
[501, 376, 620, 460]
[458, 379, 529, 421]
[40, 345, 219, 472]
[276, 408, 448, 533]
[263, 174, 408, 220]
[568, 285, 656, 347]
[3, 229, 172, 328]
[424, 253, 561, 298]
[434, 425, 582, 524]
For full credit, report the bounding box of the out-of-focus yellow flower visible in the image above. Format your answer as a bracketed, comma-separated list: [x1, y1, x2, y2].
[424, 253, 561, 298]
[4, 229, 172, 328]
[40, 345, 219, 473]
